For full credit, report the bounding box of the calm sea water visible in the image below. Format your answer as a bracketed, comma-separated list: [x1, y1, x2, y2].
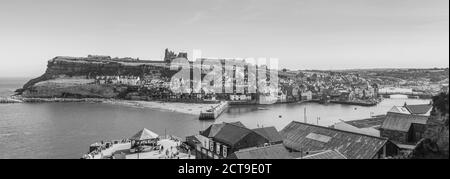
[0, 78, 431, 159]
[0, 77, 28, 97]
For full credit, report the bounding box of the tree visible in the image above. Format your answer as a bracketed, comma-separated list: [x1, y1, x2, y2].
[432, 93, 449, 126]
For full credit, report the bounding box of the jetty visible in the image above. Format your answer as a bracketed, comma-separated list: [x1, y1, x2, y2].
[199, 101, 229, 120]
[0, 97, 23, 104]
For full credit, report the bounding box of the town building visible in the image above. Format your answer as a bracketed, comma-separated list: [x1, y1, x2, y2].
[186, 122, 281, 159]
[301, 91, 313, 101]
[229, 94, 252, 101]
[388, 103, 433, 116]
[380, 112, 429, 144]
[252, 127, 284, 145]
[280, 121, 399, 159]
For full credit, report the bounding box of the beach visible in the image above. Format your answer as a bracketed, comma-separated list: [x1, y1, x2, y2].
[102, 100, 219, 115]
[3, 95, 218, 116]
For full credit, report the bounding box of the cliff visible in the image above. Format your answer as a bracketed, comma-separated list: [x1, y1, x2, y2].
[17, 56, 171, 95]
[16, 55, 177, 98]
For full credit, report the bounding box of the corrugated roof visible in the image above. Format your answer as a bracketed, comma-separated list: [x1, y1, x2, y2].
[229, 144, 292, 159]
[253, 127, 283, 143]
[381, 112, 429, 132]
[280, 121, 388, 159]
[405, 104, 432, 115]
[301, 150, 347, 159]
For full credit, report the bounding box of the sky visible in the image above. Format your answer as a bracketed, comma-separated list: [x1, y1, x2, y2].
[0, 0, 448, 77]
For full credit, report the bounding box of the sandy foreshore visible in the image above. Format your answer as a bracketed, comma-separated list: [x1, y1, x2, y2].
[103, 100, 217, 115]
[8, 95, 218, 116]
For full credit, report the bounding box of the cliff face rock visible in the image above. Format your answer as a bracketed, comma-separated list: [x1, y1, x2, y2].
[17, 56, 171, 94]
[21, 79, 128, 98]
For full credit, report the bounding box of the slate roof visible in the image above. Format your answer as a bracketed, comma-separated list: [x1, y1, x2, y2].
[201, 122, 246, 138]
[280, 121, 389, 159]
[229, 144, 292, 159]
[381, 112, 429, 132]
[344, 115, 386, 128]
[301, 150, 347, 159]
[405, 104, 432, 115]
[253, 127, 283, 144]
[200, 122, 254, 146]
[389, 106, 411, 115]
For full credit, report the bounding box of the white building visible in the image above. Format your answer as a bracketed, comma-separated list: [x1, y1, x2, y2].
[301, 91, 313, 101]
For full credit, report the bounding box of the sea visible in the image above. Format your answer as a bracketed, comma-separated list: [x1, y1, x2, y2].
[0, 78, 431, 158]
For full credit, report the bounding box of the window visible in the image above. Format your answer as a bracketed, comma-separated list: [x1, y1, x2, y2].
[210, 140, 214, 151]
[216, 143, 221, 155]
[204, 139, 209, 149]
[223, 146, 228, 158]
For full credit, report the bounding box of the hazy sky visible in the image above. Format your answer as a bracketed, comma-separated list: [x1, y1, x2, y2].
[0, 0, 448, 77]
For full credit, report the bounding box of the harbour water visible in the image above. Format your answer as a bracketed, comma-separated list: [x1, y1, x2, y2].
[0, 78, 431, 159]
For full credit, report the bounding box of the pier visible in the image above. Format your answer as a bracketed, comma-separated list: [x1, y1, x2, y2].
[0, 97, 23, 104]
[199, 101, 229, 120]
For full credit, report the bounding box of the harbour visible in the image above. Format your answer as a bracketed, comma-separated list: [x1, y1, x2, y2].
[0, 96, 431, 159]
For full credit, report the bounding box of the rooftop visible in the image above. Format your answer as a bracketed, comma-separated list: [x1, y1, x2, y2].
[280, 121, 389, 159]
[405, 104, 433, 115]
[301, 150, 347, 159]
[229, 144, 292, 159]
[381, 112, 429, 132]
[200, 122, 254, 146]
[252, 127, 283, 144]
[343, 115, 386, 128]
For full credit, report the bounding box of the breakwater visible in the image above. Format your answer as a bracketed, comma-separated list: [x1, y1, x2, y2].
[199, 101, 229, 120]
[0, 97, 23, 104]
